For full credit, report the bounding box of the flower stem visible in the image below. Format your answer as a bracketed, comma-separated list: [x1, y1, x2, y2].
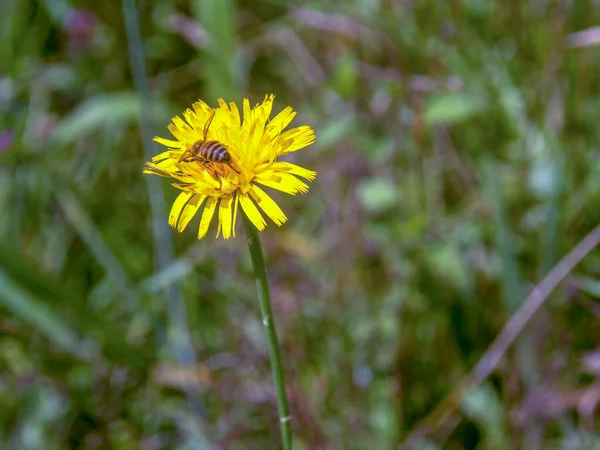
[242, 216, 292, 450]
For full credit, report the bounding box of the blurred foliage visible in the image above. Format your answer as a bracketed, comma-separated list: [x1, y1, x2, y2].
[1, 0, 600, 448]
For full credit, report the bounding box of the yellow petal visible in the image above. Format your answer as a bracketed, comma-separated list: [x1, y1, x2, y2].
[239, 193, 266, 231]
[232, 193, 239, 237]
[144, 160, 193, 184]
[183, 108, 203, 130]
[169, 116, 200, 143]
[218, 195, 234, 239]
[242, 98, 252, 130]
[168, 122, 189, 142]
[150, 150, 174, 163]
[172, 182, 195, 190]
[192, 100, 211, 116]
[172, 115, 192, 132]
[150, 151, 186, 175]
[198, 197, 218, 239]
[254, 172, 310, 195]
[143, 162, 172, 178]
[158, 160, 182, 175]
[229, 102, 241, 127]
[249, 185, 287, 226]
[178, 194, 206, 232]
[217, 98, 228, 111]
[258, 94, 275, 121]
[169, 191, 193, 229]
[277, 126, 316, 155]
[191, 101, 215, 127]
[154, 137, 184, 148]
[272, 162, 317, 181]
[215, 101, 240, 134]
[268, 106, 296, 136]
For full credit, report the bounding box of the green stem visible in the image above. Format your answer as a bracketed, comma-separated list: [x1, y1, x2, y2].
[242, 216, 292, 450]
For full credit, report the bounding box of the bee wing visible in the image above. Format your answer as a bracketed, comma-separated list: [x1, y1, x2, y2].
[203, 109, 216, 141]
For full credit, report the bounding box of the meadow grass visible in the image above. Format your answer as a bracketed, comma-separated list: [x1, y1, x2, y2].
[1, 1, 600, 448]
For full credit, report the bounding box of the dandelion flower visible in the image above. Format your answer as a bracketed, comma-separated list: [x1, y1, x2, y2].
[144, 95, 316, 239]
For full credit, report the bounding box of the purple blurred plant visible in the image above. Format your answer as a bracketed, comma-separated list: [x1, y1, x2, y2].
[0, 130, 14, 152]
[63, 8, 97, 49]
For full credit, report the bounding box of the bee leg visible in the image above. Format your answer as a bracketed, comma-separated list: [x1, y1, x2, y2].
[178, 151, 194, 163]
[228, 163, 240, 174]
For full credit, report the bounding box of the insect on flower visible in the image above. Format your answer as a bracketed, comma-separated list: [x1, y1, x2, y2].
[177, 110, 240, 174]
[144, 95, 316, 239]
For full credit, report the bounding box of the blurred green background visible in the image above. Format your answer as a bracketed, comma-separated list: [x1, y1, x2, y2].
[2, 0, 600, 448]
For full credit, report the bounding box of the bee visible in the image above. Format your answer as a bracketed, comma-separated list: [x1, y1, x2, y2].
[178, 110, 237, 172]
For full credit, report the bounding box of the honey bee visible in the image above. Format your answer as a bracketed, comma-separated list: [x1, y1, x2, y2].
[178, 110, 237, 172]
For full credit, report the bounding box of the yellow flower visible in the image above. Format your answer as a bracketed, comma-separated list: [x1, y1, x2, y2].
[143, 95, 316, 239]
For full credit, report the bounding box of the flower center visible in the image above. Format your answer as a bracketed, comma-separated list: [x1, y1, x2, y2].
[178, 159, 252, 196]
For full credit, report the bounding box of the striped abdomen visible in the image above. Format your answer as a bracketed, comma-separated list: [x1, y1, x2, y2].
[193, 140, 231, 163]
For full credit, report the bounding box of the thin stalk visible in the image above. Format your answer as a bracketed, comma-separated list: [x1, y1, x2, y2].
[243, 216, 292, 450]
[122, 0, 207, 443]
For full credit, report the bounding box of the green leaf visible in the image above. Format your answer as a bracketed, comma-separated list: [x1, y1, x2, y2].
[50, 92, 142, 145]
[572, 275, 600, 298]
[357, 178, 400, 213]
[0, 269, 88, 358]
[332, 51, 359, 99]
[317, 115, 356, 151]
[462, 384, 506, 450]
[0, 243, 151, 372]
[424, 93, 484, 125]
